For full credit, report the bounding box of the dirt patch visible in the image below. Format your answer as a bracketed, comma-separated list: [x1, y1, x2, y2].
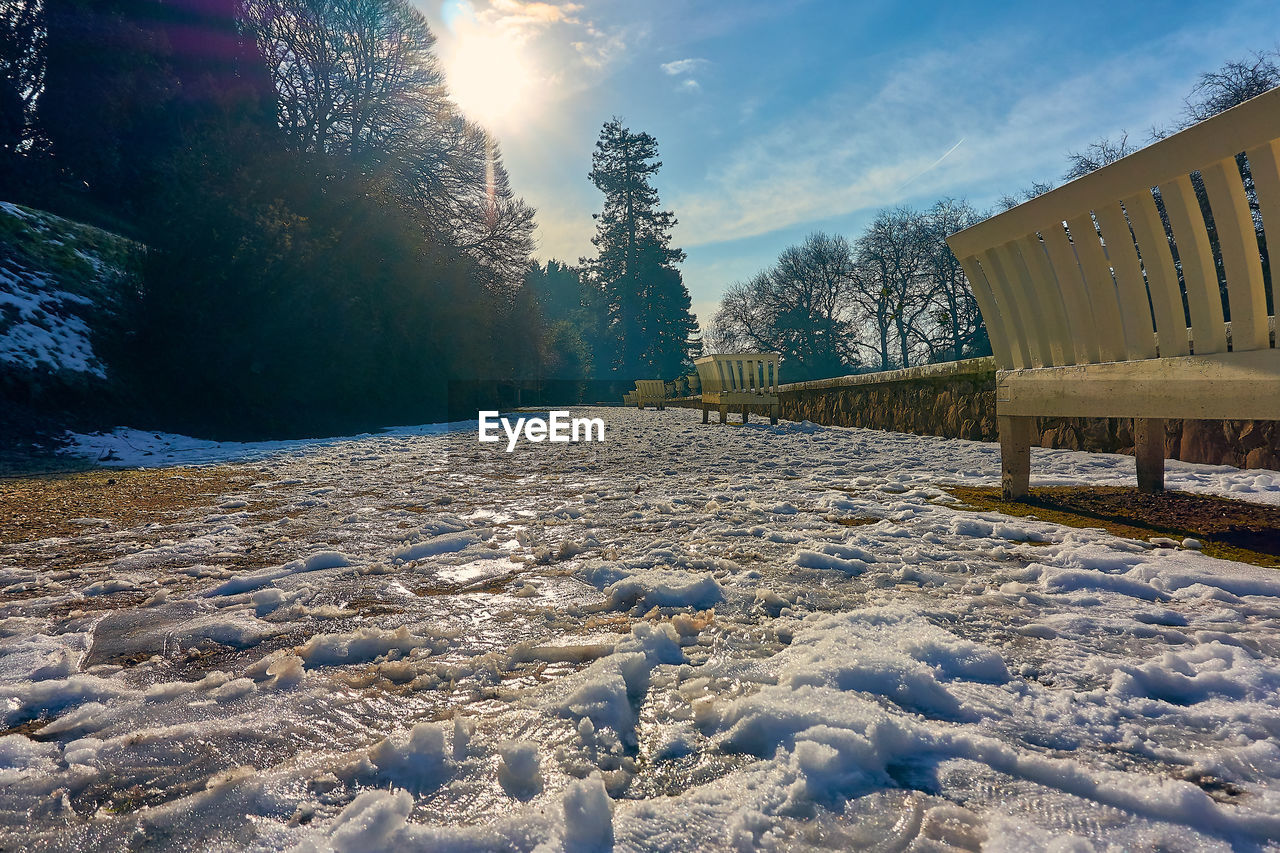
[824, 515, 879, 527]
[950, 486, 1280, 568]
[0, 466, 265, 544]
[0, 717, 50, 739]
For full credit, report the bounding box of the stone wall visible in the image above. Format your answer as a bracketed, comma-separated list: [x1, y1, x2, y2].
[669, 357, 1280, 471]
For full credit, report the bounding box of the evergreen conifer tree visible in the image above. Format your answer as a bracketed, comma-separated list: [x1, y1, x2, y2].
[584, 118, 697, 378]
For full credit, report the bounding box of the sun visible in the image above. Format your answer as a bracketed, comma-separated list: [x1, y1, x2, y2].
[445, 29, 534, 131]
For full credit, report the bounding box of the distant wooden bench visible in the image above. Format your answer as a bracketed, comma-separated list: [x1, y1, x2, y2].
[634, 380, 667, 410]
[695, 353, 780, 424]
[947, 86, 1280, 498]
[622, 390, 637, 407]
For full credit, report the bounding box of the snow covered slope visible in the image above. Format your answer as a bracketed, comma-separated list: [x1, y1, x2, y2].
[0, 201, 140, 380]
[3, 408, 1280, 851]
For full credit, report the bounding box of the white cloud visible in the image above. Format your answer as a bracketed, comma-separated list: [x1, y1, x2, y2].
[679, 78, 701, 93]
[571, 21, 629, 69]
[661, 57, 709, 76]
[467, 0, 584, 35]
[668, 22, 1256, 249]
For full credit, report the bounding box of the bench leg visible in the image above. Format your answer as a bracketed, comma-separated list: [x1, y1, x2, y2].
[1134, 418, 1165, 493]
[998, 415, 1035, 500]
[770, 405, 778, 425]
[702, 405, 709, 424]
[718, 405, 727, 424]
[742, 405, 749, 424]
[658, 402, 665, 411]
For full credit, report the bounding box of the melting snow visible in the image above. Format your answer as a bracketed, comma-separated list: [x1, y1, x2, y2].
[0, 407, 1278, 850]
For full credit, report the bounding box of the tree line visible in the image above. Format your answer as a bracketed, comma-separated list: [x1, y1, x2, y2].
[709, 50, 1280, 383]
[709, 199, 989, 381]
[0, 0, 698, 436]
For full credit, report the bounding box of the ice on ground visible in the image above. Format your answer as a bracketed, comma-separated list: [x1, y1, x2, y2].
[3, 406, 1280, 851]
[297, 625, 450, 667]
[577, 561, 723, 610]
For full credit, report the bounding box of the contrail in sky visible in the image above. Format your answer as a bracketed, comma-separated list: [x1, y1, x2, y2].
[896, 137, 965, 193]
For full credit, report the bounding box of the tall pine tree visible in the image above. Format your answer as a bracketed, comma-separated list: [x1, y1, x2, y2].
[584, 118, 697, 379]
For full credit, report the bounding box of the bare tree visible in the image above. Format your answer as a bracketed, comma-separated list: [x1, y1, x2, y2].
[248, 0, 442, 159]
[1182, 49, 1280, 126]
[919, 198, 988, 361]
[852, 206, 932, 370]
[708, 272, 775, 354]
[995, 181, 1054, 212]
[245, 0, 533, 292]
[1064, 133, 1137, 180]
[709, 232, 860, 380]
[0, 0, 44, 161]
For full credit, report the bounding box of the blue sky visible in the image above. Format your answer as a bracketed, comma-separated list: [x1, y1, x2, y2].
[418, 0, 1280, 327]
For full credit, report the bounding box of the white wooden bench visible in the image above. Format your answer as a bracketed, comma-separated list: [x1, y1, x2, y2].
[634, 380, 667, 410]
[947, 86, 1280, 498]
[695, 353, 780, 424]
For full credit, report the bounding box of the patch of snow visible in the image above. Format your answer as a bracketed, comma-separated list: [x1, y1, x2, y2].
[297, 625, 448, 667]
[2, 407, 1279, 850]
[0, 264, 105, 377]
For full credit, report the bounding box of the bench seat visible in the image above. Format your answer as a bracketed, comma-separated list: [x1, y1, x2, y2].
[947, 86, 1280, 497]
[695, 353, 780, 424]
[634, 380, 667, 410]
[997, 349, 1280, 420]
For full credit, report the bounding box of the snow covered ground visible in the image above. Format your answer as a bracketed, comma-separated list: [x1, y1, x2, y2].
[1, 201, 137, 380]
[3, 407, 1280, 851]
[0, 259, 105, 378]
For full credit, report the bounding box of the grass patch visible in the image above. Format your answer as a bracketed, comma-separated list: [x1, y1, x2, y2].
[949, 486, 1279, 568]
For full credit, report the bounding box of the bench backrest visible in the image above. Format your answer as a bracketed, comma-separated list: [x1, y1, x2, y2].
[947, 85, 1280, 371]
[635, 379, 666, 399]
[694, 353, 781, 394]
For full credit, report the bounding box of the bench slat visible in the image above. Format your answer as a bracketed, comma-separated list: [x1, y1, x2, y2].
[1066, 213, 1128, 362]
[1014, 234, 1072, 366]
[1095, 201, 1158, 360]
[992, 243, 1054, 366]
[1159, 174, 1227, 354]
[997, 240, 1057, 366]
[949, 86, 1280, 259]
[958, 256, 1016, 368]
[1122, 190, 1189, 357]
[1202, 156, 1271, 352]
[979, 247, 1035, 367]
[1039, 223, 1103, 364]
[1246, 140, 1280, 322]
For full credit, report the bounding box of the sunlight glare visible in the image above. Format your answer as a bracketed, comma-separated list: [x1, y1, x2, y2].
[446, 28, 534, 131]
